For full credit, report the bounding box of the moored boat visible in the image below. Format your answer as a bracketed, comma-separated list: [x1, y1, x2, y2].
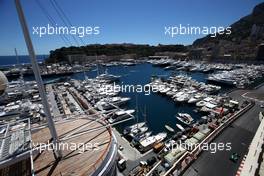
[123, 122, 146, 135]
[176, 113, 194, 125]
[165, 125, 175, 133]
[129, 126, 149, 138]
[131, 131, 152, 145]
[176, 124, 185, 131]
[108, 109, 135, 123]
[139, 132, 167, 152]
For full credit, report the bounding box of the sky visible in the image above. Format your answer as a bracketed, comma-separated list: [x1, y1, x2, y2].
[0, 0, 262, 55]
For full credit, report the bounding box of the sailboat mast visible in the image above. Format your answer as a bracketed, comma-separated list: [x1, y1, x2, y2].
[136, 96, 139, 129]
[14, 48, 24, 82]
[144, 105, 147, 123]
[14, 0, 61, 158]
[96, 54, 99, 76]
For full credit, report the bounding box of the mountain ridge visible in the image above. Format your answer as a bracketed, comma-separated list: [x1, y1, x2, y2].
[192, 2, 264, 60]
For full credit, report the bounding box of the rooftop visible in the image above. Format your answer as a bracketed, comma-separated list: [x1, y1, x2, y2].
[31, 117, 114, 175]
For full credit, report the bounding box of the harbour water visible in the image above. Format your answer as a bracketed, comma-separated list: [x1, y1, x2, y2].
[1, 58, 233, 135]
[0, 55, 46, 66]
[100, 63, 206, 135]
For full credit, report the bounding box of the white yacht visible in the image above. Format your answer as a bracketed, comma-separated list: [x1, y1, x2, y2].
[175, 93, 190, 102]
[96, 97, 130, 110]
[139, 132, 167, 152]
[176, 113, 194, 125]
[132, 131, 152, 144]
[108, 109, 135, 123]
[160, 87, 171, 94]
[165, 125, 175, 133]
[172, 91, 184, 99]
[188, 97, 199, 104]
[129, 126, 149, 138]
[176, 124, 185, 131]
[196, 100, 207, 107]
[96, 69, 121, 82]
[123, 122, 146, 135]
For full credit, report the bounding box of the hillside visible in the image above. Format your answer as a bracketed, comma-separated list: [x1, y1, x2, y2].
[47, 44, 187, 63]
[192, 2, 264, 60]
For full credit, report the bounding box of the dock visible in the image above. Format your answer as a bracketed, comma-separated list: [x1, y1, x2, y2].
[113, 128, 142, 161]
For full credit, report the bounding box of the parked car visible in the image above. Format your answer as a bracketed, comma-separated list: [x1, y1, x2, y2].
[117, 158, 126, 171]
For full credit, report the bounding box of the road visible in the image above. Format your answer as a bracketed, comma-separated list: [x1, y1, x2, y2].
[182, 86, 263, 176]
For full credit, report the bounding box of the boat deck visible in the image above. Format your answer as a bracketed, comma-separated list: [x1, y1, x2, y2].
[32, 118, 112, 176]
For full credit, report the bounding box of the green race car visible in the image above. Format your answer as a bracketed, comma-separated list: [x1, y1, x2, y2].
[230, 153, 240, 162]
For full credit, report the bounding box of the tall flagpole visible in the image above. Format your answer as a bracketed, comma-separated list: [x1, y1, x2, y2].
[14, 0, 62, 158]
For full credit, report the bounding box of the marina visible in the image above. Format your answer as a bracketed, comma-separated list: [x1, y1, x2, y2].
[0, 57, 263, 175]
[1, 1, 264, 175]
[1, 60, 263, 137]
